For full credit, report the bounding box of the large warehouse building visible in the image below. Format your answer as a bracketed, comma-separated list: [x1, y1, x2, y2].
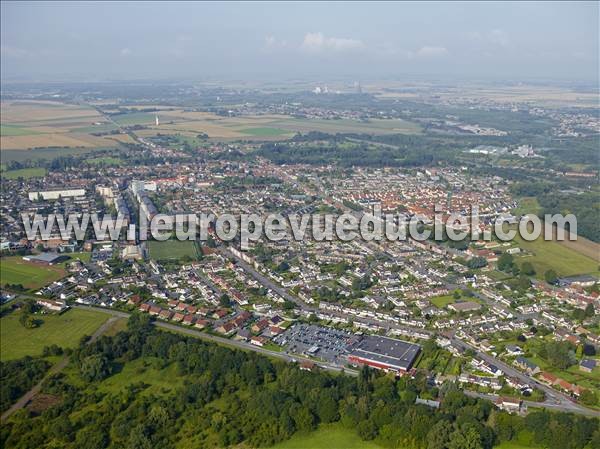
[347, 335, 420, 374]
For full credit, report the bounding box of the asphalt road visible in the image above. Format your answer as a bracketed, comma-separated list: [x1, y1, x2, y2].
[74, 305, 356, 377]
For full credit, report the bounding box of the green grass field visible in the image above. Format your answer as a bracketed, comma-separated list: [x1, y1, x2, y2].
[111, 112, 156, 126]
[0, 256, 66, 289]
[430, 295, 456, 308]
[269, 423, 383, 449]
[0, 308, 109, 361]
[96, 357, 185, 396]
[0, 124, 40, 136]
[268, 117, 422, 136]
[57, 252, 91, 266]
[514, 235, 599, 279]
[148, 240, 197, 261]
[512, 197, 542, 216]
[1, 147, 108, 163]
[85, 156, 123, 166]
[492, 430, 538, 449]
[240, 127, 292, 137]
[1, 167, 47, 179]
[71, 123, 119, 133]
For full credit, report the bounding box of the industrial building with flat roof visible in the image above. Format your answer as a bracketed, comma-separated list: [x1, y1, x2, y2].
[22, 252, 68, 265]
[347, 335, 420, 374]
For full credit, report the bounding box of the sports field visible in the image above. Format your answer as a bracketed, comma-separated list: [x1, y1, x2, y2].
[0, 308, 109, 361]
[0, 256, 66, 289]
[147, 240, 198, 260]
[430, 295, 456, 308]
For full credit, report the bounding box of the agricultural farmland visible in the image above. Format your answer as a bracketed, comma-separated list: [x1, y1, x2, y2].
[131, 109, 421, 141]
[0, 101, 125, 159]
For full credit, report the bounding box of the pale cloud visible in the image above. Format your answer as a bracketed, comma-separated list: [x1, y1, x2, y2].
[1, 45, 33, 59]
[120, 47, 132, 57]
[263, 35, 288, 51]
[466, 29, 509, 47]
[416, 46, 449, 58]
[301, 32, 365, 52]
[488, 29, 509, 47]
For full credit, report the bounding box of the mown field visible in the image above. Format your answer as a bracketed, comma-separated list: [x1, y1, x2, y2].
[147, 239, 198, 260]
[513, 235, 600, 279]
[0, 308, 109, 361]
[430, 295, 456, 308]
[0, 256, 66, 289]
[1, 167, 47, 179]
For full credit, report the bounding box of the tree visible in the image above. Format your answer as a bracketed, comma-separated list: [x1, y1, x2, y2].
[584, 303, 595, 318]
[497, 253, 514, 272]
[357, 419, 378, 441]
[579, 389, 598, 406]
[544, 269, 558, 284]
[521, 261, 536, 276]
[426, 420, 453, 449]
[74, 427, 109, 449]
[467, 257, 487, 269]
[80, 354, 112, 382]
[540, 341, 574, 370]
[448, 426, 483, 449]
[316, 390, 339, 423]
[290, 404, 315, 432]
[219, 294, 231, 307]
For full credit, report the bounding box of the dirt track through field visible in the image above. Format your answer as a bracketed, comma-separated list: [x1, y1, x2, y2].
[0, 315, 117, 422]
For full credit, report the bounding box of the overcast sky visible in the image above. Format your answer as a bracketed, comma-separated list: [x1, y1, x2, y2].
[1, 1, 598, 83]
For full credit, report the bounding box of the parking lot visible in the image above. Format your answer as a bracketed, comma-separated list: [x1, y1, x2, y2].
[274, 323, 361, 364]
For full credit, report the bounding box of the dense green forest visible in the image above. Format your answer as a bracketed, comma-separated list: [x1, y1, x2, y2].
[1, 314, 598, 449]
[1, 357, 51, 413]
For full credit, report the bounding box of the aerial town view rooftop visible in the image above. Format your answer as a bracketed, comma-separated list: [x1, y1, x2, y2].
[1, 2, 599, 449]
